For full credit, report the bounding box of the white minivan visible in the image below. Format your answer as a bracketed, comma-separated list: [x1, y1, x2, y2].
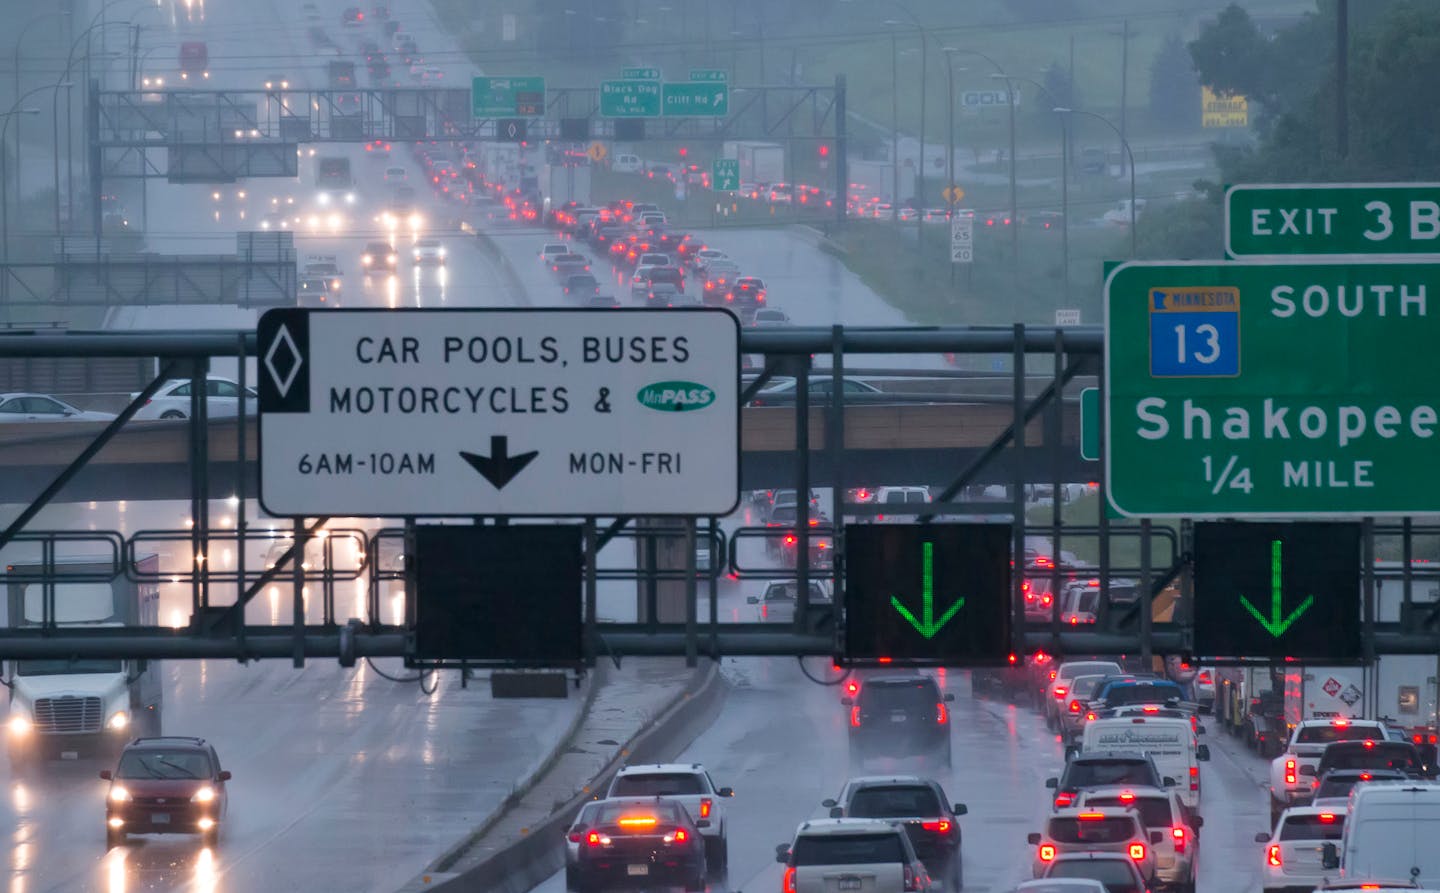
[1323, 782, 1440, 885]
[1081, 716, 1210, 811]
[612, 153, 642, 173]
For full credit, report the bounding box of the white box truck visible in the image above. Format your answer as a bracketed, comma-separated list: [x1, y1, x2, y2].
[4, 555, 163, 766]
[723, 141, 785, 185]
[1323, 782, 1440, 885]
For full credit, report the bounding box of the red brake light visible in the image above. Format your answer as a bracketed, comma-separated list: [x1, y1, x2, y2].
[1198, 670, 1212, 683]
[1285, 760, 1297, 785]
[1142, 705, 1160, 713]
[1053, 793, 1073, 808]
[1038, 845, 1056, 862]
[568, 831, 582, 843]
[1049, 670, 1058, 681]
[846, 680, 859, 696]
[673, 828, 688, 843]
[1319, 813, 1337, 823]
[783, 865, 796, 893]
[850, 706, 861, 728]
[1118, 791, 1135, 802]
[1068, 700, 1083, 713]
[936, 703, 948, 724]
[1128, 843, 1146, 861]
[700, 798, 712, 819]
[1077, 813, 1105, 821]
[921, 820, 951, 833]
[1008, 653, 1018, 664]
[1363, 739, 1375, 749]
[1054, 687, 1068, 698]
[587, 831, 602, 846]
[1172, 826, 1186, 854]
[1334, 718, 1349, 727]
[1267, 844, 1282, 867]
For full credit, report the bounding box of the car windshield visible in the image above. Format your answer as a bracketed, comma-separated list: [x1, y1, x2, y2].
[1321, 743, 1420, 772]
[792, 833, 906, 866]
[1280, 814, 1346, 840]
[1064, 760, 1156, 789]
[847, 785, 941, 818]
[1047, 817, 1137, 844]
[610, 773, 705, 797]
[1296, 726, 1385, 744]
[858, 679, 940, 711]
[1046, 861, 1142, 893]
[116, 749, 213, 780]
[592, 801, 684, 826]
[1083, 797, 1173, 827]
[15, 658, 123, 676]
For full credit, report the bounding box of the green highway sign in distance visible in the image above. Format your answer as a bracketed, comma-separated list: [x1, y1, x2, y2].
[599, 80, 661, 117]
[689, 69, 727, 82]
[471, 76, 546, 118]
[662, 82, 729, 117]
[622, 67, 661, 80]
[1105, 260, 1440, 517]
[711, 158, 739, 192]
[1226, 183, 1440, 259]
[843, 523, 1012, 667]
[1080, 387, 1099, 462]
[1192, 521, 1361, 661]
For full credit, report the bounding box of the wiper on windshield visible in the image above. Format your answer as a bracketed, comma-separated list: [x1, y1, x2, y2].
[153, 756, 200, 779]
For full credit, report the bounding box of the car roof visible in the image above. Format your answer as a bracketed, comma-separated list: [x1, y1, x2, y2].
[616, 763, 705, 776]
[794, 818, 903, 837]
[1281, 805, 1352, 819]
[1070, 750, 1152, 762]
[125, 736, 211, 750]
[845, 775, 934, 788]
[1049, 806, 1141, 822]
[1076, 784, 1171, 801]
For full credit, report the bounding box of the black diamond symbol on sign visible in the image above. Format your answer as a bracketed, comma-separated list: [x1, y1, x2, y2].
[264, 324, 302, 398]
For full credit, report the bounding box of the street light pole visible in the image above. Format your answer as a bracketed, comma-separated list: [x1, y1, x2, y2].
[890, 30, 899, 226]
[1056, 108, 1137, 257]
[12, 12, 73, 207]
[949, 49, 1017, 264]
[1006, 76, 1067, 306]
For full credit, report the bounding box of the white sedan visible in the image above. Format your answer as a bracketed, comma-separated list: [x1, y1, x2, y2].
[0, 393, 117, 422]
[131, 377, 258, 420]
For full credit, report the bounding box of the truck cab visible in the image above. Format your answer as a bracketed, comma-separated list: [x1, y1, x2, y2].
[4, 556, 162, 766]
[179, 42, 208, 81]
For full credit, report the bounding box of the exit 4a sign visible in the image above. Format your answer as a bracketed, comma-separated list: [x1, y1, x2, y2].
[1192, 521, 1362, 661]
[843, 523, 1012, 667]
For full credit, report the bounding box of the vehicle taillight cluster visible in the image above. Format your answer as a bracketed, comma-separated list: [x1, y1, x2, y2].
[1038, 844, 1056, 862]
[1171, 826, 1186, 854]
[1068, 700, 1083, 714]
[850, 706, 862, 728]
[1284, 759, 1297, 785]
[782, 866, 796, 893]
[699, 798, 712, 819]
[1053, 792, 1073, 808]
[936, 703, 948, 725]
[921, 820, 950, 833]
[1128, 843, 1146, 861]
[1267, 844, 1282, 867]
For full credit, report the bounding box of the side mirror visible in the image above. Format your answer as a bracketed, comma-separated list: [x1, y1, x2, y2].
[1254, 832, 1271, 843]
[1299, 765, 1316, 777]
[841, 696, 854, 707]
[746, 596, 759, 604]
[218, 770, 232, 782]
[1027, 833, 1042, 845]
[1197, 744, 1211, 761]
[717, 787, 734, 798]
[830, 807, 843, 818]
[99, 770, 113, 780]
[821, 799, 837, 808]
[1196, 724, 1207, 735]
[1150, 830, 1164, 844]
[775, 844, 791, 864]
[953, 803, 968, 816]
[944, 693, 955, 702]
[1322, 843, 1339, 870]
[1192, 816, 1204, 829]
[1044, 778, 1058, 789]
[1163, 777, 1178, 787]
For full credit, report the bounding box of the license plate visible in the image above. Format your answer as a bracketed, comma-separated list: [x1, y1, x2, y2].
[151, 813, 170, 825]
[627, 865, 649, 877]
[890, 711, 907, 723]
[60, 751, 78, 760]
[840, 877, 863, 890]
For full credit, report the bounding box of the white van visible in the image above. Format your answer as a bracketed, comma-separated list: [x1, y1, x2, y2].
[1081, 716, 1210, 811]
[1324, 782, 1440, 885]
[612, 154, 642, 173]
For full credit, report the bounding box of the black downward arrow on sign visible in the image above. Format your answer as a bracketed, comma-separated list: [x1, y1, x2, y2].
[460, 436, 539, 491]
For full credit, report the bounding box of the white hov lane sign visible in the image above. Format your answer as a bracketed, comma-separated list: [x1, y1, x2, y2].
[257, 308, 740, 517]
[950, 216, 974, 263]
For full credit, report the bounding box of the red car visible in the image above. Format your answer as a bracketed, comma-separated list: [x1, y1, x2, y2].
[101, 736, 231, 848]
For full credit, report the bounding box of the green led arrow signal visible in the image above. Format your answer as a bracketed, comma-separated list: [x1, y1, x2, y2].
[1238, 538, 1315, 638]
[890, 541, 966, 639]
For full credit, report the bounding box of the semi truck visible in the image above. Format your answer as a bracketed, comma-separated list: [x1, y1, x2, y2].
[4, 555, 162, 766]
[179, 41, 208, 81]
[723, 141, 784, 185]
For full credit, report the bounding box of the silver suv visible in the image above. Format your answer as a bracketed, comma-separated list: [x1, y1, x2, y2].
[777, 818, 934, 893]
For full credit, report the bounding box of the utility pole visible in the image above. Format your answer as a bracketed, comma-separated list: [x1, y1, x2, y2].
[1119, 19, 1130, 176]
[891, 31, 899, 226]
[1336, 0, 1349, 158]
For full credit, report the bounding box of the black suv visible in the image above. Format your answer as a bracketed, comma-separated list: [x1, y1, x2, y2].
[823, 776, 968, 889]
[1044, 750, 1169, 810]
[1301, 740, 1432, 800]
[844, 675, 955, 767]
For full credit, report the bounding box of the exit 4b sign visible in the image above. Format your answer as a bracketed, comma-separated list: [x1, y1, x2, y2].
[843, 524, 1012, 667]
[1192, 522, 1361, 661]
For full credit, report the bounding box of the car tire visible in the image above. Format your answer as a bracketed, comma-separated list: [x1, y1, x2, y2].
[705, 836, 728, 875]
[160, 410, 187, 420]
[202, 825, 219, 848]
[686, 869, 707, 892]
[106, 827, 125, 849]
[564, 865, 578, 891]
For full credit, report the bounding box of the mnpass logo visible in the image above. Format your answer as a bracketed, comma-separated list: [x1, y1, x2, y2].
[637, 381, 715, 412]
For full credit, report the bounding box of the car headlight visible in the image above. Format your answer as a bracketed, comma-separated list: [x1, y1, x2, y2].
[317, 192, 331, 206]
[437, 247, 446, 257]
[7, 714, 31, 736]
[107, 711, 129, 730]
[361, 254, 372, 265]
[109, 785, 132, 803]
[192, 786, 216, 803]
[345, 193, 356, 205]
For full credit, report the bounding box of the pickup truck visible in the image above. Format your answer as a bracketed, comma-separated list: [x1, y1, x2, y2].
[1268, 718, 1389, 823]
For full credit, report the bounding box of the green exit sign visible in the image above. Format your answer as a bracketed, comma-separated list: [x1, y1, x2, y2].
[662, 82, 728, 117]
[1192, 521, 1361, 661]
[843, 523, 1012, 667]
[622, 67, 661, 80]
[711, 158, 739, 192]
[689, 69, 727, 82]
[1226, 183, 1440, 258]
[1105, 260, 1440, 517]
[600, 80, 661, 118]
[471, 76, 546, 118]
